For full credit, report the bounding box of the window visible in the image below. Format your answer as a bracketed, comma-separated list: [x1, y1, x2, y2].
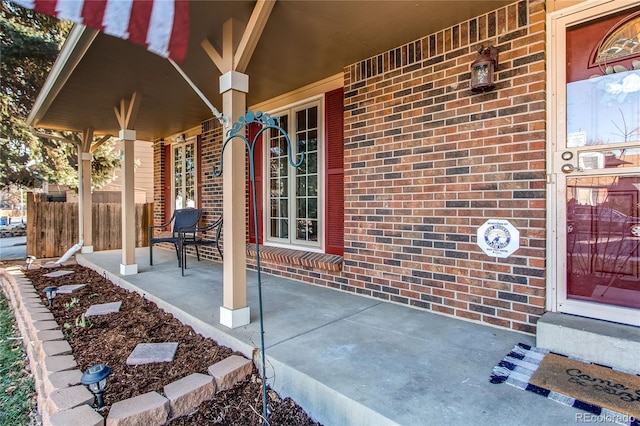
[266, 101, 322, 249]
[594, 11, 640, 65]
[172, 137, 197, 210]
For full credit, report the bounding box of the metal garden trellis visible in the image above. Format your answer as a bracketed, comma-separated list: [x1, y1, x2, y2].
[213, 110, 304, 424]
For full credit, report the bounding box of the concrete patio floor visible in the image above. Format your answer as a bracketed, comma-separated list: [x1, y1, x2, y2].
[76, 247, 593, 426]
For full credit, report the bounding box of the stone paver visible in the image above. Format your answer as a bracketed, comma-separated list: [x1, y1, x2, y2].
[164, 373, 215, 419]
[48, 404, 104, 426]
[42, 270, 74, 277]
[207, 355, 253, 391]
[107, 391, 170, 426]
[56, 284, 87, 294]
[85, 301, 121, 317]
[126, 342, 178, 366]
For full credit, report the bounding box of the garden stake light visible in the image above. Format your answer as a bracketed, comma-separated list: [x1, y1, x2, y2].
[81, 364, 112, 408]
[43, 286, 58, 307]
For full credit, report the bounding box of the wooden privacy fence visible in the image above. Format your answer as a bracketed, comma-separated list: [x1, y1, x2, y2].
[27, 193, 153, 259]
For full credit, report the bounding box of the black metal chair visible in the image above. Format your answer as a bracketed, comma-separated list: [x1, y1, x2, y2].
[179, 216, 223, 276]
[149, 208, 202, 266]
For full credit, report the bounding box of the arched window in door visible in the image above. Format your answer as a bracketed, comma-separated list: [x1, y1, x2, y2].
[593, 11, 640, 66]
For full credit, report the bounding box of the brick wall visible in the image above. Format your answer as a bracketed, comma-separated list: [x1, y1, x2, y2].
[342, 0, 547, 334]
[157, 0, 547, 334]
[152, 139, 166, 226]
[196, 119, 224, 261]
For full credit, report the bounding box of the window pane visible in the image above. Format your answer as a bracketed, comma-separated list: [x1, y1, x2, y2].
[566, 69, 640, 147]
[296, 110, 306, 131]
[596, 16, 640, 63]
[308, 152, 318, 174]
[280, 199, 288, 216]
[308, 106, 318, 128]
[308, 198, 318, 219]
[308, 175, 317, 196]
[308, 130, 318, 151]
[297, 197, 307, 218]
[309, 220, 318, 242]
[297, 176, 306, 196]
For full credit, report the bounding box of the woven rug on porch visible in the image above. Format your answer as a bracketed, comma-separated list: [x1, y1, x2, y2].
[490, 343, 640, 426]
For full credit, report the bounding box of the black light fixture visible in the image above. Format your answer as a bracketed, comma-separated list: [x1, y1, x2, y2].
[470, 46, 499, 92]
[43, 286, 58, 307]
[81, 364, 112, 408]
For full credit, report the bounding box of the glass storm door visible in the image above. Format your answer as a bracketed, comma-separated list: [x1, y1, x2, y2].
[551, 3, 640, 326]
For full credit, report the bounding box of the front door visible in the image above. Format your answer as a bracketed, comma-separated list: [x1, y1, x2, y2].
[549, 1, 640, 326]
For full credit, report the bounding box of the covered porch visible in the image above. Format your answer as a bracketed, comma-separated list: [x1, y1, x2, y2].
[75, 248, 584, 426]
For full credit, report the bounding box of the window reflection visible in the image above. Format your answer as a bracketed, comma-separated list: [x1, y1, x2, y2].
[567, 69, 640, 147]
[566, 175, 640, 310]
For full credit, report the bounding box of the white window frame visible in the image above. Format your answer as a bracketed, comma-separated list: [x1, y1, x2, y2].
[264, 97, 324, 251]
[171, 136, 198, 212]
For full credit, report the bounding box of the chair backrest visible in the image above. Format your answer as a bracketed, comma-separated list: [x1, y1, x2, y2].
[173, 208, 202, 233]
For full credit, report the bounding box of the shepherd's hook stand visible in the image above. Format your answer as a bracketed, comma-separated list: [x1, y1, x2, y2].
[213, 110, 304, 425]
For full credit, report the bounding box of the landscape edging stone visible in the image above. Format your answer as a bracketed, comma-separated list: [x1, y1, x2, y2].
[0, 264, 255, 426]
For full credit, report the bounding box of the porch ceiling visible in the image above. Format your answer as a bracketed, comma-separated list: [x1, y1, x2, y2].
[29, 0, 512, 141]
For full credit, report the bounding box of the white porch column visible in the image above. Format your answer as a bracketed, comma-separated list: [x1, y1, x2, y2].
[120, 129, 138, 275]
[79, 150, 93, 253]
[219, 70, 250, 328]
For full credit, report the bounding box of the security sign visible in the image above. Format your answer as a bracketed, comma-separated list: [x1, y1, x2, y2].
[477, 219, 519, 258]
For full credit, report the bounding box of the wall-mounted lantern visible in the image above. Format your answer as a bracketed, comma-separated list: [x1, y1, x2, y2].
[470, 46, 499, 92]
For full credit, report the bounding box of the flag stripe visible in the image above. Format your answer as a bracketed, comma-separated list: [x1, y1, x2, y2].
[102, 0, 133, 40]
[12, 0, 189, 62]
[81, 0, 107, 31]
[55, 0, 83, 23]
[168, 0, 189, 63]
[34, 0, 56, 17]
[127, 0, 152, 50]
[146, 0, 174, 59]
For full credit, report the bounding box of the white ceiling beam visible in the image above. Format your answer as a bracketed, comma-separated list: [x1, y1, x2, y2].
[234, 0, 276, 73]
[90, 134, 112, 153]
[30, 129, 78, 146]
[114, 92, 142, 130]
[201, 39, 225, 73]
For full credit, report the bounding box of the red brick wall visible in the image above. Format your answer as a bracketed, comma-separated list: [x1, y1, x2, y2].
[342, 0, 546, 334]
[152, 139, 166, 226]
[156, 0, 547, 334]
[196, 119, 224, 260]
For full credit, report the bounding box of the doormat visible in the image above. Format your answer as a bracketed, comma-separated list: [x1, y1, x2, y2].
[490, 343, 640, 426]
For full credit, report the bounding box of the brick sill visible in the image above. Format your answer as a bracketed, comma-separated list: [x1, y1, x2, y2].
[246, 244, 343, 272]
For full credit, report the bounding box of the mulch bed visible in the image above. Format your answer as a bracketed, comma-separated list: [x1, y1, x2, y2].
[23, 263, 321, 425]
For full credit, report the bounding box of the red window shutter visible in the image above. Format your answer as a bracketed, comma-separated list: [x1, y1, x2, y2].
[163, 143, 172, 229]
[325, 88, 344, 255]
[248, 122, 264, 244]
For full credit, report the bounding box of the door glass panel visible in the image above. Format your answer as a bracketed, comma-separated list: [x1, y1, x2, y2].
[578, 149, 640, 170]
[566, 176, 640, 309]
[566, 69, 640, 148]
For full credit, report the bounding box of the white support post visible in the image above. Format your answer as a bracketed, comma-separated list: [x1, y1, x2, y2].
[220, 68, 250, 329]
[120, 129, 138, 275]
[80, 151, 93, 253]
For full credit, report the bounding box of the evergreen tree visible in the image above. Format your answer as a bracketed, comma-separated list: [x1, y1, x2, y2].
[0, 0, 120, 191]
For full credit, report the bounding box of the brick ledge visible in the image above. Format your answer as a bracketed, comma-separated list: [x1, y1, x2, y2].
[246, 244, 343, 272]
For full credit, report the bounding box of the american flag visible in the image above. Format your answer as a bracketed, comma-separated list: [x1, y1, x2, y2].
[11, 0, 190, 62]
